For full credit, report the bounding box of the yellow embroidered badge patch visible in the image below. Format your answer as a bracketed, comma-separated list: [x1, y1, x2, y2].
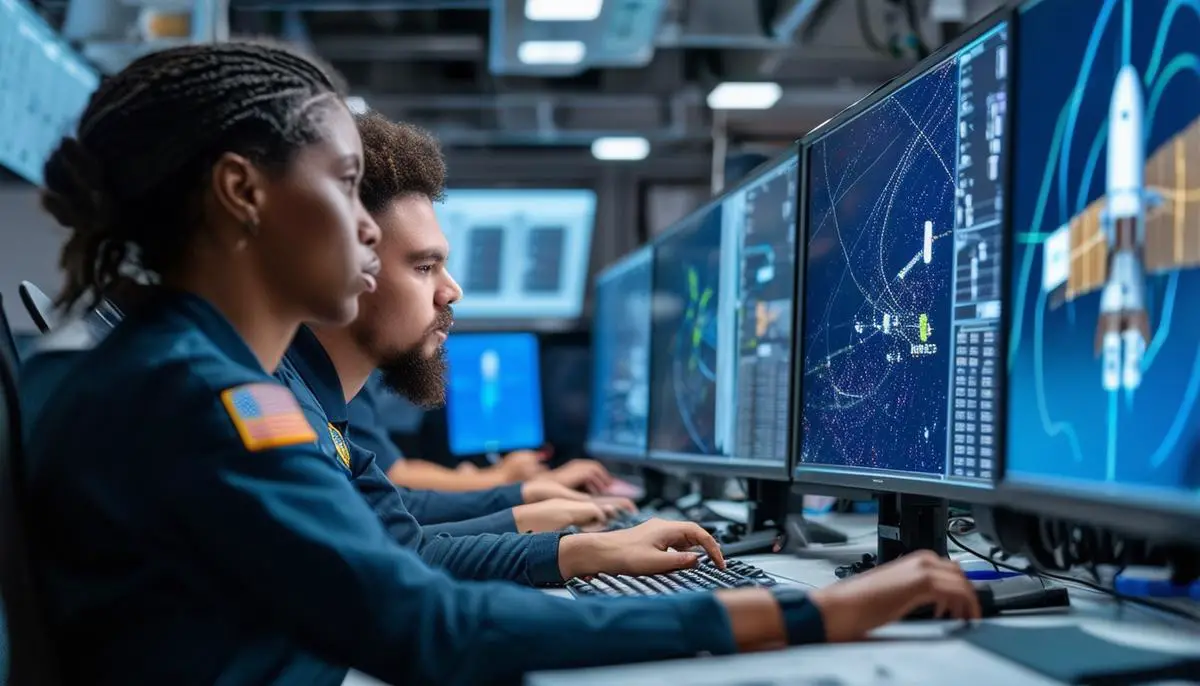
[327, 423, 352, 471]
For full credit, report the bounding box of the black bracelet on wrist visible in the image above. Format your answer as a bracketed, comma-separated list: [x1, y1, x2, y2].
[769, 585, 827, 645]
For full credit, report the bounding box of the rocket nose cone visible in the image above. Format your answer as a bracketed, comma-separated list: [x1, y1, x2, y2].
[1114, 64, 1142, 103]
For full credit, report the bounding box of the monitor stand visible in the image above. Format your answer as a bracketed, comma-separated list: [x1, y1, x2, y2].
[722, 481, 849, 556]
[876, 493, 949, 564]
[835, 493, 948, 577]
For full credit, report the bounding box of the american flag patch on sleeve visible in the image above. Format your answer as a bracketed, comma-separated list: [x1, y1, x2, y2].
[220, 382, 318, 452]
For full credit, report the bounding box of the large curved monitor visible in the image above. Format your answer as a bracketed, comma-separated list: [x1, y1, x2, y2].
[796, 15, 1011, 499]
[1004, 0, 1200, 543]
[646, 147, 800, 480]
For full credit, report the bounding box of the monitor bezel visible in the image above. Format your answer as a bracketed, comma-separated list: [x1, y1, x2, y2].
[443, 330, 547, 457]
[435, 186, 599, 332]
[644, 142, 803, 482]
[585, 244, 655, 464]
[790, 7, 1015, 503]
[994, 0, 1200, 546]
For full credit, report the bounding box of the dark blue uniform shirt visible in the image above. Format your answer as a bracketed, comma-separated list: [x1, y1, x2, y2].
[345, 374, 406, 471]
[21, 298, 522, 536]
[22, 291, 737, 685]
[280, 326, 522, 536]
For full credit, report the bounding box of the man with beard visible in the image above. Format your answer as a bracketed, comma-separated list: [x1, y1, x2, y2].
[271, 111, 632, 539]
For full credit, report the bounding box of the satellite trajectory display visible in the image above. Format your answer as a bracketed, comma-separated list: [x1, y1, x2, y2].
[1007, 0, 1200, 500]
[648, 205, 725, 457]
[800, 23, 1009, 483]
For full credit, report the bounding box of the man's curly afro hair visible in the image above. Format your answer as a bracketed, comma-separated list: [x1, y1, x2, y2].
[356, 111, 446, 214]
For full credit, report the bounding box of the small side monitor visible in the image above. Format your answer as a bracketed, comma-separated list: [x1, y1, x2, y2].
[444, 332, 544, 456]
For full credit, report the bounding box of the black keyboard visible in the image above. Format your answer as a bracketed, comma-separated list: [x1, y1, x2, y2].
[600, 511, 654, 531]
[567, 559, 778, 598]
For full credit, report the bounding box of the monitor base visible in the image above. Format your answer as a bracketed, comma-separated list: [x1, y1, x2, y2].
[877, 493, 949, 564]
[785, 514, 850, 546]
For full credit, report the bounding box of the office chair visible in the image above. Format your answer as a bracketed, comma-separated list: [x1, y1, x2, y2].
[18, 282, 55, 334]
[0, 294, 18, 378]
[0, 306, 62, 684]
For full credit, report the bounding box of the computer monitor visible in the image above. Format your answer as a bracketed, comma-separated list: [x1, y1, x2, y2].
[0, 0, 99, 184]
[1004, 0, 1200, 544]
[796, 14, 1011, 500]
[541, 331, 591, 460]
[433, 188, 596, 324]
[444, 332, 545, 456]
[646, 148, 800, 480]
[587, 246, 653, 461]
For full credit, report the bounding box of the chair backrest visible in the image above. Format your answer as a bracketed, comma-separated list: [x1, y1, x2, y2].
[0, 295, 18, 380]
[0, 306, 61, 684]
[17, 283, 54, 335]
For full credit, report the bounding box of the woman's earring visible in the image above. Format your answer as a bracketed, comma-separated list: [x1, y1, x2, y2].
[244, 217, 260, 236]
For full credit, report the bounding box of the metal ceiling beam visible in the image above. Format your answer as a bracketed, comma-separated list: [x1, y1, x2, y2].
[228, 0, 487, 9]
[311, 33, 483, 60]
[361, 83, 870, 112]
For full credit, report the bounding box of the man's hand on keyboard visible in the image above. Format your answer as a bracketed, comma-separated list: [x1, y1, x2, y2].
[544, 459, 614, 494]
[590, 495, 637, 514]
[521, 479, 592, 504]
[808, 550, 982, 641]
[557, 520, 725, 579]
[492, 450, 550, 482]
[512, 499, 609, 533]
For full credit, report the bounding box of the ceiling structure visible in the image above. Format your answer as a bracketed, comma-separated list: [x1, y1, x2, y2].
[32, 0, 1009, 154]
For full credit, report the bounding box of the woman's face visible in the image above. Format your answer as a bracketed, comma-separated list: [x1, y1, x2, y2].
[254, 101, 381, 325]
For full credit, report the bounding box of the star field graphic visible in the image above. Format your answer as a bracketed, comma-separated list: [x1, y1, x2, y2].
[800, 51, 980, 477]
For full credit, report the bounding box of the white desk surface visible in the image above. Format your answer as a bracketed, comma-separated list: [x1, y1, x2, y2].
[348, 513, 1200, 685]
[525, 512, 1200, 685]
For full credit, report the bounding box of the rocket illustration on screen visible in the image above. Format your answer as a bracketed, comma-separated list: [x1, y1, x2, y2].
[480, 349, 500, 414]
[1096, 65, 1160, 392]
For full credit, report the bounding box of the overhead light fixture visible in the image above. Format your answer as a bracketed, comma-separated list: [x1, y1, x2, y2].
[345, 96, 369, 115]
[525, 0, 604, 21]
[706, 82, 783, 110]
[591, 136, 650, 161]
[517, 40, 586, 65]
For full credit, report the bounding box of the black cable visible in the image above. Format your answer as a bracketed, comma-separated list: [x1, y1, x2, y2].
[948, 531, 1200, 623]
[900, 0, 932, 57]
[855, 0, 889, 55]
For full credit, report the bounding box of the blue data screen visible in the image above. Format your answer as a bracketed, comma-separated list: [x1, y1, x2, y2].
[647, 205, 725, 457]
[445, 333, 544, 455]
[1006, 0, 1200, 507]
[800, 23, 1009, 485]
[589, 247, 653, 456]
[0, 0, 99, 183]
[433, 189, 596, 320]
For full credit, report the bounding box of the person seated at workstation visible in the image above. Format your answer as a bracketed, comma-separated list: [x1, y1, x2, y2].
[22, 43, 981, 685]
[350, 375, 613, 494]
[20, 278, 608, 537]
[271, 112, 629, 536]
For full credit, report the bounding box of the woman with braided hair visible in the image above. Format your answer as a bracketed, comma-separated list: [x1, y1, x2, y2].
[20, 41, 982, 686]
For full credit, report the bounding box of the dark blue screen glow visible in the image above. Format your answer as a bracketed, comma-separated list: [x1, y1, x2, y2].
[1006, 0, 1200, 508]
[445, 333, 544, 455]
[647, 206, 724, 457]
[800, 23, 1009, 485]
[589, 247, 652, 456]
